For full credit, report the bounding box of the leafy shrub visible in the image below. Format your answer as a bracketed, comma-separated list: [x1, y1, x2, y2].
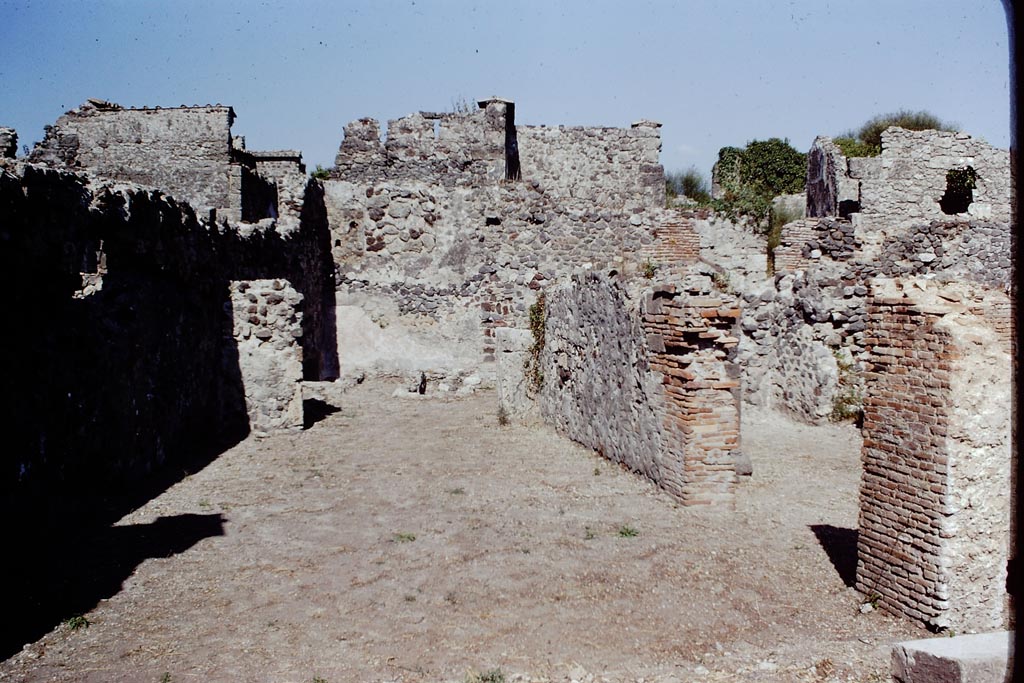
[311, 165, 331, 180]
[712, 139, 806, 231]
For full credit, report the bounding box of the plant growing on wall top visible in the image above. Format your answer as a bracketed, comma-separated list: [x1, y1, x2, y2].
[833, 110, 957, 158]
[311, 165, 331, 180]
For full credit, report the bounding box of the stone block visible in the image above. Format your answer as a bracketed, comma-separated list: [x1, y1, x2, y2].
[892, 631, 1012, 683]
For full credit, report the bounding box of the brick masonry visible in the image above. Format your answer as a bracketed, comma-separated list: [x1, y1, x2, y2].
[538, 270, 741, 506]
[857, 279, 1010, 631]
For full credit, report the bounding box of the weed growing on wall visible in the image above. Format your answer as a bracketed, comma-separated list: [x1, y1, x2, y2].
[525, 292, 546, 392]
[310, 165, 330, 180]
[831, 349, 863, 423]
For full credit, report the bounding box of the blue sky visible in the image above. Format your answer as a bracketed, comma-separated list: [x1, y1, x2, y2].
[0, 1, 1012, 178]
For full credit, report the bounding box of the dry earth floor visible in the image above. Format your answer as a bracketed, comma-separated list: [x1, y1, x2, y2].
[1, 381, 925, 682]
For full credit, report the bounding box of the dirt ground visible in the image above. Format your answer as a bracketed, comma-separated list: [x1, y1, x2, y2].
[1, 380, 925, 683]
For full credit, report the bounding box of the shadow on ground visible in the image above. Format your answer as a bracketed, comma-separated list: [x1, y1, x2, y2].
[810, 524, 858, 588]
[303, 398, 341, 429]
[3, 513, 224, 659]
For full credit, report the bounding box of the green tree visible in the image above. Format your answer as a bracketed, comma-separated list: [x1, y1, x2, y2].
[712, 138, 806, 230]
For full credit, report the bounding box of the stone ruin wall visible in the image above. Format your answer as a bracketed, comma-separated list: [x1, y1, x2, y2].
[324, 99, 669, 381]
[28, 100, 281, 223]
[2, 121, 337, 522]
[533, 271, 742, 505]
[737, 128, 1011, 424]
[857, 280, 1010, 632]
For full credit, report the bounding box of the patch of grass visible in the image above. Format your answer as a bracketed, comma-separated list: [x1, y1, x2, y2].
[584, 526, 597, 540]
[447, 487, 465, 495]
[467, 668, 506, 683]
[160, 674, 172, 683]
[593, 466, 600, 476]
[497, 404, 510, 426]
[617, 525, 639, 538]
[312, 677, 328, 683]
[404, 594, 417, 602]
[311, 165, 330, 180]
[393, 532, 417, 543]
[642, 259, 658, 279]
[710, 270, 731, 293]
[65, 615, 89, 630]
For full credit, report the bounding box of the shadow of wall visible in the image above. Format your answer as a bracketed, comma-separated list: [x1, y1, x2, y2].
[0, 165, 254, 656]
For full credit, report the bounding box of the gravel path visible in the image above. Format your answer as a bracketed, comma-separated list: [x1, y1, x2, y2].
[1, 381, 923, 682]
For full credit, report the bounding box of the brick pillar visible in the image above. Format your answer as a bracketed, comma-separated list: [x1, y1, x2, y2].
[857, 281, 1010, 631]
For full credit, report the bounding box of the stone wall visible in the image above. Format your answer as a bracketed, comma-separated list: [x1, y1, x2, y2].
[536, 271, 741, 505]
[805, 136, 860, 218]
[857, 279, 1010, 631]
[1, 160, 337, 521]
[230, 279, 305, 434]
[517, 120, 665, 207]
[28, 99, 291, 223]
[736, 128, 1011, 424]
[325, 99, 668, 379]
[0, 127, 16, 158]
[251, 150, 306, 180]
[774, 217, 858, 272]
[853, 128, 1011, 233]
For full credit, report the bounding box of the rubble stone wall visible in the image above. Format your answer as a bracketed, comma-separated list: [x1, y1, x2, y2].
[537, 272, 740, 505]
[230, 279, 305, 434]
[0, 127, 17, 158]
[325, 101, 668, 377]
[857, 280, 1010, 631]
[517, 121, 665, 207]
[29, 101, 237, 215]
[854, 128, 1011, 231]
[1, 161, 336, 518]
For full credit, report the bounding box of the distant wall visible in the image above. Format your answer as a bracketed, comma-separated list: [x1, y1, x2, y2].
[325, 99, 669, 376]
[517, 121, 664, 207]
[29, 101, 236, 215]
[0, 127, 16, 158]
[853, 128, 1011, 229]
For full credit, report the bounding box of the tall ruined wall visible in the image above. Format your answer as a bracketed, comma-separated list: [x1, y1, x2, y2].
[537, 271, 741, 505]
[857, 280, 1010, 631]
[805, 136, 860, 218]
[332, 99, 510, 185]
[29, 101, 237, 215]
[325, 100, 669, 378]
[1, 162, 336, 521]
[517, 121, 664, 207]
[851, 129, 1010, 270]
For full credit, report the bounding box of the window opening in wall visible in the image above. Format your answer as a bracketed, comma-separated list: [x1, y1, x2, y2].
[433, 120, 440, 140]
[939, 166, 977, 215]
